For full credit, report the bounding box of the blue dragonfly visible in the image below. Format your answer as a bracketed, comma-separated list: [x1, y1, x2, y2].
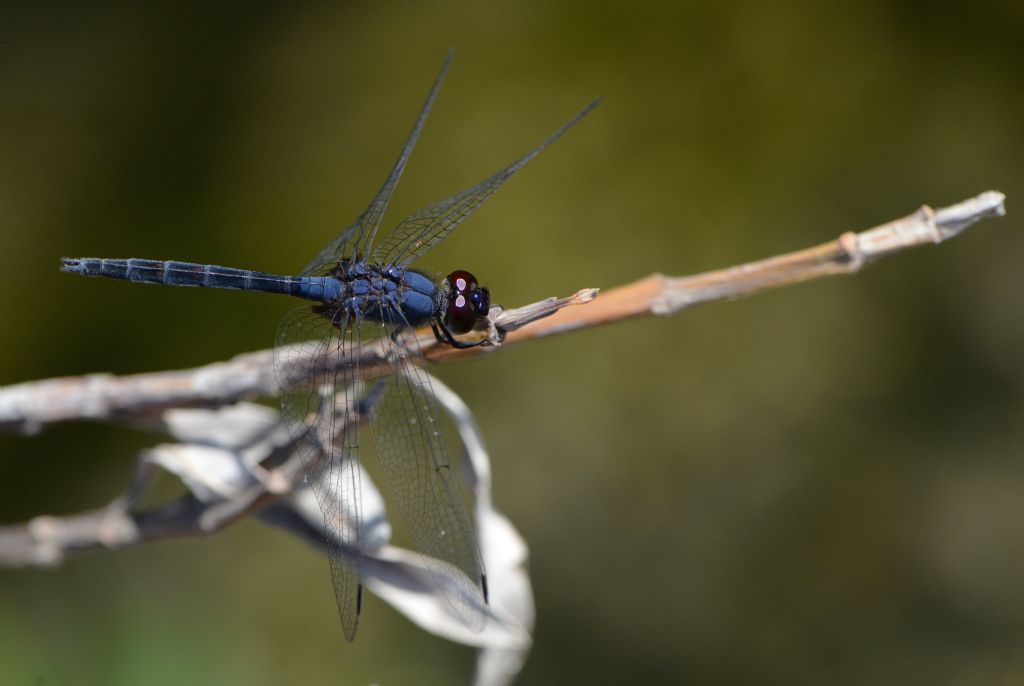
[61, 52, 599, 641]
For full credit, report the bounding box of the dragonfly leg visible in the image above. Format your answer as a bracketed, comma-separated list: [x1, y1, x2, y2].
[432, 320, 488, 349]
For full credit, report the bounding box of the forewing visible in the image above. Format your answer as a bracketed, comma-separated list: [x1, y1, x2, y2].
[373, 97, 602, 267]
[274, 305, 366, 642]
[369, 312, 488, 632]
[301, 51, 452, 277]
[299, 222, 360, 278]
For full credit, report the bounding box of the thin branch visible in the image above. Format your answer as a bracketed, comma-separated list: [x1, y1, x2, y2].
[0, 392, 374, 567]
[472, 189, 1008, 342]
[0, 377, 538, 661]
[0, 190, 1005, 434]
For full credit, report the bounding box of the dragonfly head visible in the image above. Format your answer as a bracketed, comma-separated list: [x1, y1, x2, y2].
[443, 269, 490, 334]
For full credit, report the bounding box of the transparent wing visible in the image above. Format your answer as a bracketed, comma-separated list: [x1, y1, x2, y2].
[274, 305, 366, 642]
[301, 51, 452, 277]
[373, 97, 602, 268]
[369, 308, 488, 631]
[299, 222, 360, 278]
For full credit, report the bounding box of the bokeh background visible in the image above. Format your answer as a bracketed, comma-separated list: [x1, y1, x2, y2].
[2, 2, 1023, 684]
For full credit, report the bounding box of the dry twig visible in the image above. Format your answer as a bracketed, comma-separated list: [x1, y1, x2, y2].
[0, 191, 1004, 437]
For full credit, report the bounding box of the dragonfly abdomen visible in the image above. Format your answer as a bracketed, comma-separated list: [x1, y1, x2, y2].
[60, 258, 341, 302]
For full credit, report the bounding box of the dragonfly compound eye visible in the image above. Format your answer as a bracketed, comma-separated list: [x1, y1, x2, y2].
[445, 269, 487, 334]
[470, 287, 490, 317]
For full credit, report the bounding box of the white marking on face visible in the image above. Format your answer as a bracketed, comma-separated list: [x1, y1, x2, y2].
[456, 277, 468, 291]
[455, 295, 466, 308]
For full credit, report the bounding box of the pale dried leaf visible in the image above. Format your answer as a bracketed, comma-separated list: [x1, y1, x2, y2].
[144, 443, 256, 502]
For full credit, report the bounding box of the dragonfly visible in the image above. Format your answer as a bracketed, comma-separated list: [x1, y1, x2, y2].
[60, 51, 599, 642]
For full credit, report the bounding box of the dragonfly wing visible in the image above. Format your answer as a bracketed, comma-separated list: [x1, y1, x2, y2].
[299, 222, 360, 278]
[301, 51, 453, 277]
[373, 97, 602, 268]
[369, 310, 488, 632]
[275, 305, 367, 642]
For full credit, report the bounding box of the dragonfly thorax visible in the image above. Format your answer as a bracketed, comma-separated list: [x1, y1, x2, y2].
[315, 261, 490, 337]
[315, 261, 439, 327]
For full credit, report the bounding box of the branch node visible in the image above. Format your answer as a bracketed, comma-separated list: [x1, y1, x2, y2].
[97, 508, 139, 548]
[26, 516, 64, 566]
[837, 231, 865, 272]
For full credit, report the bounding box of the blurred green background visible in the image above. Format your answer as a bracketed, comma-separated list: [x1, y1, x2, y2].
[2, 2, 1023, 684]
